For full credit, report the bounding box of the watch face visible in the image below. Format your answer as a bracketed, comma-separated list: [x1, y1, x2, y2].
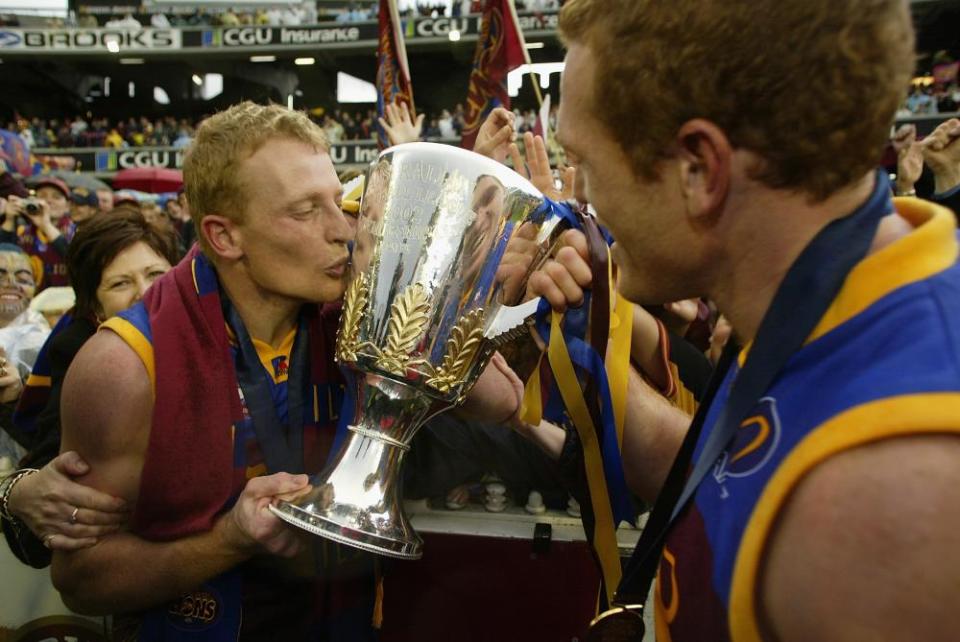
[585, 605, 646, 642]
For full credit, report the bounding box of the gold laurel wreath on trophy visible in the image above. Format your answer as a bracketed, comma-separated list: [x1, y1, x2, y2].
[337, 278, 488, 395]
[377, 283, 432, 375]
[418, 309, 486, 393]
[336, 272, 370, 363]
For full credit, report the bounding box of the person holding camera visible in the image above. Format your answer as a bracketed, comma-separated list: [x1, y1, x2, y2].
[0, 177, 73, 290]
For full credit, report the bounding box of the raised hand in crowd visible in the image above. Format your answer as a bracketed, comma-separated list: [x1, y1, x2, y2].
[220, 472, 311, 558]
[510, 132, 576, 202]
[0, 346, 22, 403]
[893, 124, 924, 196]
[473, 107, 516, 163]
[377, 101, 425, 147]
[921, 117, 960, 194]
[6, 451, 128, 551]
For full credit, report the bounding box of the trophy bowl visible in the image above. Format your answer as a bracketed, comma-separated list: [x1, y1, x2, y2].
[269, 142, 562, 559]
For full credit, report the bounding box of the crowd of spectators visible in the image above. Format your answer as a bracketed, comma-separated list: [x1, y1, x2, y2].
[8, 103, 556, 150]
[898, 82, 960, 116]
[7, 116, 196, 150]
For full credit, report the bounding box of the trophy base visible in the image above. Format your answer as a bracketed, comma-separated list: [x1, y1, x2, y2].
[269, 501, 423, 559]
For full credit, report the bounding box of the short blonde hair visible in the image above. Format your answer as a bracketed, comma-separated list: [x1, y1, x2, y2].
[183, 101, 329, 240]
[559, 0, 915, 201]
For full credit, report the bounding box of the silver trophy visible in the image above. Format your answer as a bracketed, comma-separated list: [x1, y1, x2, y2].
[269, 142, 565, 559]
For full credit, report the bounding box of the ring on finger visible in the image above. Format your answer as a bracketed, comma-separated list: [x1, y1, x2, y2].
[43, 534, 55, 549]
[70, 506, 79, 524]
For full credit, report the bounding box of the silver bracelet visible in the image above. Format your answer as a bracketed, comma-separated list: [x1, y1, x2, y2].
[0, 468, 38, 522]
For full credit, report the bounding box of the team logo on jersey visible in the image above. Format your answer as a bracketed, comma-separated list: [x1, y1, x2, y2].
[656, 546, 680, 624]
[167, 588, 222, 631]
[713, 396, 782, 488]
[272, 355, 289, 380]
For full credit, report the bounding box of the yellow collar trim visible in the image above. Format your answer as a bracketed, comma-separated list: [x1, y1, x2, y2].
[807, 198, 957, 344]
[252, 327, 297, 382]
[736, 198, 956, 367]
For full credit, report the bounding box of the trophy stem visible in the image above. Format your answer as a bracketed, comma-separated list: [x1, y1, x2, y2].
[270, 422, 425, 560]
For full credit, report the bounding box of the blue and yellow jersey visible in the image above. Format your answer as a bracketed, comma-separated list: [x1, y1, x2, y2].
[655, 198, 960, 642]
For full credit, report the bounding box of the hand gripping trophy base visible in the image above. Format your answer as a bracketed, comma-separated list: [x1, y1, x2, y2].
[269, 372, 441, 560]
[269, 424, 424, 560]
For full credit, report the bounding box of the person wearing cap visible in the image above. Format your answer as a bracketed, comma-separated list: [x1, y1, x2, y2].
[0, 176, 72, 290]
[69, 188, 99, 227]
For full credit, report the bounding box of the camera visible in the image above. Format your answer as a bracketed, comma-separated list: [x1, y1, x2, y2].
[22, 198, 42, 215]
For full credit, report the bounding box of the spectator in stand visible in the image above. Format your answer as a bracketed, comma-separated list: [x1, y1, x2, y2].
[1, 177, 72, 289]
[68, 189, 99, 227]
[0, 243, 49, 392]
[438, 109, 457, 138]
[301, 0, 318, 24]
[218, 8, 240, 26]
[76, 9, 98, 27]
[150, 12, 170, 28]
[906, 84, 938, 114]
[424, 117, 442, 139]
[95, 187, 113, 214]
[172, 125, 193, 150]
[104, 12, 141, 28]
[103, 129, 124, 149]
[323, 114, 344, 142]
[1, 211, 177, 568]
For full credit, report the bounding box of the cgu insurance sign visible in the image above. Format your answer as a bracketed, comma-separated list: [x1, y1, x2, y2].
[95, 149, 185, 172]
[0, 28, 180, 52]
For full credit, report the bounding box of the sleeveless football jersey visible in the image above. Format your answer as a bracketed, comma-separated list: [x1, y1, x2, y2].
[655, 197, 960, 641]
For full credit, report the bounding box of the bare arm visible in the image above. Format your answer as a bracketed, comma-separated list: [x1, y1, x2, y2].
[619, 367, 690, 503]
[52, 331, 308, 615]
[510, 364, 688, 503]
[525, 230, 692, 503]
[762, 435, 960, 641]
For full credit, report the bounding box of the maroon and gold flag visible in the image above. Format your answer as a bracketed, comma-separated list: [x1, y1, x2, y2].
[461, 0, 527, 150]
[376, 0, 415, 150]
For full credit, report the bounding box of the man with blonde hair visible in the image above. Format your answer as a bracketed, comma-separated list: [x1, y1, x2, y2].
[523, 0, 960, 639]
[50, 102, 523, 640]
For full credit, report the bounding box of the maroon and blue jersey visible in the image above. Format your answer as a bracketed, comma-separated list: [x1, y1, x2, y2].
[655, 198, 960, 641]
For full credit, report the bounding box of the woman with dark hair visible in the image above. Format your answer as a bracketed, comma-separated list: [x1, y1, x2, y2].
[1, 210, 179, 567]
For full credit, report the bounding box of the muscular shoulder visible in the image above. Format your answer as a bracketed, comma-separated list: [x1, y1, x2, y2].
[761, 434, 960, 641]
[60, 329, 153, 500]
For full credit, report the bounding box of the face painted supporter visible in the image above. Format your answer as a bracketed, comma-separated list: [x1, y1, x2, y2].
[51, 101, 524, 640]
[522, 1, 960, 639]
[0, 245, 37, 330]
[1, 212, 177, 569]
[0, 243, 49, 410]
